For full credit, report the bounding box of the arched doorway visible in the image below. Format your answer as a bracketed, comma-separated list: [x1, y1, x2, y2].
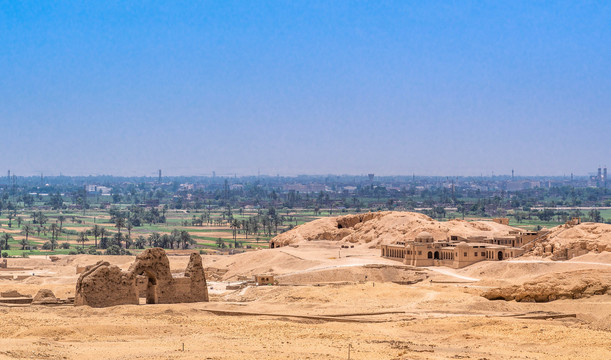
[427, 251, 432, 259]
[140, 271, 158, 304]
[497, 251, 503, 261]
[434, 251, 439, 259]
[270, 242, 275, 249]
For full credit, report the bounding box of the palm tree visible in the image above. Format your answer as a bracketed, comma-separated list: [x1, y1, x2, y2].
[241, 219, 249, 239]
[170, 229, 180, 249]
[49, 237, 58, 251]
[99, 227, 108, 249]
[114, 216, 125, 236]
[1, 232, 12, 250]
[78, 231, 88, 249]
[230, 218, 239, 248]
[49, 223, 58, 241]
[135, 235, 146, 249]
[34, 211, 47, 226]
[148, 232, 160, 247]
[91, 225, 101, 248]
[179, 230, 193, 249]
[20, 238, 29, 250]
[7, 213, 13, 228]
[16, 216, 23, 228]
[21, 224, 33, 244]
[113, 232, 123, 248]
[57, 215, 66, 233]
[160, 234, 171, 248]
[126, 221, 133, 239]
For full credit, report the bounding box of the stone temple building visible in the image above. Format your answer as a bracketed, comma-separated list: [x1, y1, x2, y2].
[381, 231, 526, 268]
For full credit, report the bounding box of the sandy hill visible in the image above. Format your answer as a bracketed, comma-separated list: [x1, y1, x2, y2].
[531, 222, 611, 259]
[271, 211, 521, 248]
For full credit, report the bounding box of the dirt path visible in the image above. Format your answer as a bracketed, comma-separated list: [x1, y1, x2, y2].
[424, 267, 480, 281]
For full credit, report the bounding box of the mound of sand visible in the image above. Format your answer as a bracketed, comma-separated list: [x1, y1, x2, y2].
[205, 249, 322, 281]
[32, 288, 60, 305]
[531, 222, 611, 259]
[482, 269, 611, 302]
[277, 264, 428, 285]
[271, 211, 520, 247]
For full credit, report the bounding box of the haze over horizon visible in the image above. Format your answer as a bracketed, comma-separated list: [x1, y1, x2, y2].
[1, 2, 609, 177]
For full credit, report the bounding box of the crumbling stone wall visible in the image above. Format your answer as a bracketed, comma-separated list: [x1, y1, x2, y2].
[75, 248, 208, 308]
[184, 252, 208, 301]
[75, 261, 138, 307]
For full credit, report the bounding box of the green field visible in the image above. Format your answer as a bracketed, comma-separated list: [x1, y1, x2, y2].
[0, 207, 345, 257]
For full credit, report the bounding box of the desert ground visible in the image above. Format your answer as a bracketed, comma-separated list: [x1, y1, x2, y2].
[1, 213, 610, 359]
[0, 248, 609, 359]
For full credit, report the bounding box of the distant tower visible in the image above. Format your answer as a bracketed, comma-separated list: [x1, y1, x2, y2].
[368, 173, 374, 182]
[571, 173, 574, 182]
[598, 167, 602, 180]
[7, 170, 9, 184]
[511, 169, 514, 180]
[604, 167, 608, 188]
[212, 171, 216, 178]
[158, 169, 162, 183]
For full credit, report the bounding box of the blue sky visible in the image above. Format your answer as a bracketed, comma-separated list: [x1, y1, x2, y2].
[1, 1, 609, 176]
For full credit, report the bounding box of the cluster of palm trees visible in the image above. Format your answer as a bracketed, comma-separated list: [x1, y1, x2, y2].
[138, 230, 195, 250]
[190, 207, 285, 248]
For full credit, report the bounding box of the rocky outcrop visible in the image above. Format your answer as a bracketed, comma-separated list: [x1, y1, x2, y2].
[75, 248, 208, 308]
[529, 222, 611, 260]
[270, 211, 522, 248]
[482, 270, 611, 302]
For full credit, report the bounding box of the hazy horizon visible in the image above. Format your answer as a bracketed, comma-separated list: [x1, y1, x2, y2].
[0, 170, 602, 179]
[1, 2, 609, 177]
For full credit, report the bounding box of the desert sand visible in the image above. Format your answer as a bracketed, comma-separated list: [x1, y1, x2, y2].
[1, 212, 610, 359]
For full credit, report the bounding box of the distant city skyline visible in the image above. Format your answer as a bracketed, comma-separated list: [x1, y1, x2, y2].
[1, 2, 609, 177]
[0, 168, 607, 179]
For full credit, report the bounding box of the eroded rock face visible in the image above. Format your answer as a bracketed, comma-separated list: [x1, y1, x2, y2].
[482, 270, 611, 302]
[75, 248, 208, 308]
[529, 222, 611, 260]
[336, 212, 382, 229]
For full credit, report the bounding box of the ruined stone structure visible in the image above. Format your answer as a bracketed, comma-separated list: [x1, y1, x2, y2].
[32, 289, 60, 305]
[75, 248, 208, 308]
[492, 218, 510, 225]
[381, 231, 525, 268]
[253, 274, 275, 285]
[0, 259, 7, 268]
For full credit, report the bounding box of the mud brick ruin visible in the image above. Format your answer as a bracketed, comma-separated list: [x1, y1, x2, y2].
[75, 248, 208, 307]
